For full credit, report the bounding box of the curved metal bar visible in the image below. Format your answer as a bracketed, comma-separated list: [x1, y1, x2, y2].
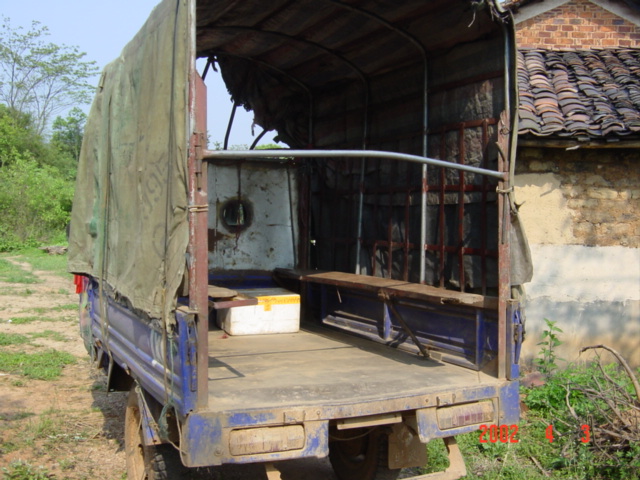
[207, 26, 368, 85]
[202, 149, 507, 180]
[249, 129, 267, 150]
[223, 101, 238, 150]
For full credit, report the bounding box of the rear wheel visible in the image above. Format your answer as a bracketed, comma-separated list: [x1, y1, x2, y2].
[329, 427, 401, 480]
[124, 386, 186, 480]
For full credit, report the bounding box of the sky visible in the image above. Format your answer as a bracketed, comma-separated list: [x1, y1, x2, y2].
[0, 0, 270, 146]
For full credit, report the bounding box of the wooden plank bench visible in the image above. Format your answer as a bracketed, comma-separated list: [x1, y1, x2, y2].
[274, 269, 498, 310]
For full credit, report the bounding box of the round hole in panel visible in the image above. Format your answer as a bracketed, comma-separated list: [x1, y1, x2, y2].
[220, 198, 253, 233]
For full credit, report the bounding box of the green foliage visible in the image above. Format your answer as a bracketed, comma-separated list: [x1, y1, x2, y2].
[419, 324, 639, 480]
[0, 348, 75, 379]
[0, 17, 90, 251]
[534, 318, 564, 375]
[523, 325, 640, 480]
[0, 156, 74, 250]
[256, 142, 282, 150]
[0, 105, 57, 168]
[50, 107, 86, 178]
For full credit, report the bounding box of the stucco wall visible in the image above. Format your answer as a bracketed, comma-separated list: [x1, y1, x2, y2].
[514, 146, 640, 367]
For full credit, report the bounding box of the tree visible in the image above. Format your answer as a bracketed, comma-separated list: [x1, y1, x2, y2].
[0, 16, 98, 135]
[51, 107, 86, 163]
[0, 103, 55, 167]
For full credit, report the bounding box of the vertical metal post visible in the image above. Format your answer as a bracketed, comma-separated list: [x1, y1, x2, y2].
[355, 83, 370, 275]
[457, 126, 466, 292]
[497, 20, 517, 379]
[419, 61, 429, 284]
[188, 49, 210, 409]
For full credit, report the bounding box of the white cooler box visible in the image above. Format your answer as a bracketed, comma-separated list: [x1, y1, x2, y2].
[216, 288, 300, 335]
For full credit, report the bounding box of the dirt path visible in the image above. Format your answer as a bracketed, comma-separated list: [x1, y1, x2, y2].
[0, 257, 421, 480]
[0, 257, 128, 480]
[0, 258, 342, 480]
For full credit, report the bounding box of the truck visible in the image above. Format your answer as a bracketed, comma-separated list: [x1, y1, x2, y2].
[68, 0, 531, 478]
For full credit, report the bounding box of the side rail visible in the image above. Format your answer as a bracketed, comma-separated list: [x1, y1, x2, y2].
[202, 148, 507, 180]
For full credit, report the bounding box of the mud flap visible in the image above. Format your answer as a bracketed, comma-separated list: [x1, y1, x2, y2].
[406, 437, 467, 480]
[388, 421, 428, 469]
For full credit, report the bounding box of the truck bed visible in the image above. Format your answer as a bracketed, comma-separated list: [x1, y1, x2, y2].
[207, 326, 483, 414]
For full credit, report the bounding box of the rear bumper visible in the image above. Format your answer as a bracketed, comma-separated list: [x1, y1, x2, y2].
[180, 380, 519, 467]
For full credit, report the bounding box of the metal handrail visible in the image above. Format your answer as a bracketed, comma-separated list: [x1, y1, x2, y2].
[202, 148, 507, 180]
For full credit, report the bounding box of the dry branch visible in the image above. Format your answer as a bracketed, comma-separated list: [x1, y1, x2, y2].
[580, 344, 640, 402]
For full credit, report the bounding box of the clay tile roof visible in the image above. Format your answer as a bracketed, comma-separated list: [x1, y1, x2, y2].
[517, 49, 640, 139]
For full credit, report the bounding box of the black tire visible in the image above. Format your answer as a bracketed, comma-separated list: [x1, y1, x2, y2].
[124, 386, 186, 480]
[329, 428, 401, 480]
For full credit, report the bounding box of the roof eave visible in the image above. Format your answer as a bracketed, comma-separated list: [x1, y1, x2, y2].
[517, 134, 640, 149]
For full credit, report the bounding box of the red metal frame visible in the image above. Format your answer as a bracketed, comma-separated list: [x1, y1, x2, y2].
[310, 118, 501, 296]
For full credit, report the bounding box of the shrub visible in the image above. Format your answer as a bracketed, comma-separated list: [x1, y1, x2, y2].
[523, 339, 640, 479]
[0, 155, 73, 250]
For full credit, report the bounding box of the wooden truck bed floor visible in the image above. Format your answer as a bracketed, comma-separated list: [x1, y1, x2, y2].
[207, 326, 483, 413]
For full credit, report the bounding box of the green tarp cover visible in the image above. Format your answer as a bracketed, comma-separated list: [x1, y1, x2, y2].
[68, 0, 191, 322]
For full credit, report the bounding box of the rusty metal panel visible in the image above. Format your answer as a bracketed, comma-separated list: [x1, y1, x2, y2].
[207, 162, 299, 271]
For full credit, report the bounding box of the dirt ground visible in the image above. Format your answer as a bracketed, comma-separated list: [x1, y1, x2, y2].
[0, 257, 130, 480]
[0, 257, 426, 480]
[0, 258, 346, 480]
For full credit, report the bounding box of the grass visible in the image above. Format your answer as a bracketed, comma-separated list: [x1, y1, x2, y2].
[28, 330, 69, 343]
[0, 411, 36, 422]
[2, 461, 51, 480]
[6, 316, 70, 324]
[14, 247, 69, 277]
[0, 332, 30, 346]
[0, 248, 70, 284]
[29, 304, 77, 314]
[0, 349, 76, 380]
[421, 427, 546, 479]
[0, 258, 39, 284]
[0, 287, 35, 296]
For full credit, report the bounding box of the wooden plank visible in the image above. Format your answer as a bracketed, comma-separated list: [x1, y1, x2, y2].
[278, 269, 497, 309]
[302, 271, 408, 292]
[209, 298, 259, 310]
[274, 268, 322, 281]
[206, 328, 479, 412]
[382, 283, 498, 310]
[208, 285, 238, 299]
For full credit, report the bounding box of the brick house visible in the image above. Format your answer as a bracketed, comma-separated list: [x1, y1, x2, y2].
[510, 0, 640, 366]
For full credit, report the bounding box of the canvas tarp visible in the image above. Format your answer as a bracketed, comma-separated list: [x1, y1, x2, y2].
[68, 0, 191, 322]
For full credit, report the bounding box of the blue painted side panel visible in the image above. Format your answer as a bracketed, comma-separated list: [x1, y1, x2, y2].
[308, 283, 503, 370]
[86, 281, 196, 416]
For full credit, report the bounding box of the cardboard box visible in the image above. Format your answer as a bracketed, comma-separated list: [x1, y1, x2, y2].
[217, 288, 300, 335]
